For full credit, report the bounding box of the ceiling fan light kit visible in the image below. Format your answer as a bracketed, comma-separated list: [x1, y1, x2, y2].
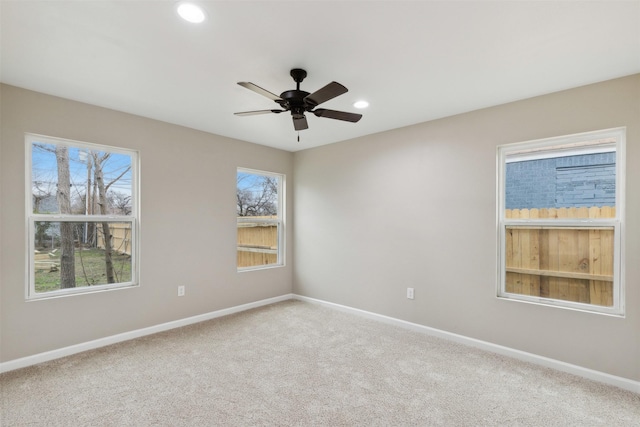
[235, 68, 363, 133]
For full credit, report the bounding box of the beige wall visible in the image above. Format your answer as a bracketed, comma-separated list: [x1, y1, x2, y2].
[293, 74, 640, 381]
[2, 76, 639, 382]
[0, 84, 294, 362]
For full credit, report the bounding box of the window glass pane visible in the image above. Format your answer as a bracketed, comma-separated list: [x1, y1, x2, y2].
[505, 225, 614, 306]
[237, 170, 282, 269]
[237, 222, 279, 268]
[33, 221, 133, 294]
[31, 142, 133, 216]
[505, 148, 615, 219]
[237, 171, 279, 218]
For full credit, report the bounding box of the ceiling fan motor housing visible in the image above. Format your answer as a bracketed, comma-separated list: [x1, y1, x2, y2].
[280, 89, 311, 118]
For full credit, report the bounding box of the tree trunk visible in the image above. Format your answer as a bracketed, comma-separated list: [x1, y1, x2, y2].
[55, 146, 76, 288]
[100, 221, 115, 283]
[90, 170, 98, 247]
[93, 152, 115, 283]
[84, 154, 92, 246]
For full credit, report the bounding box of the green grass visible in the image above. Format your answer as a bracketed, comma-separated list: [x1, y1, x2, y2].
[35, 248, 132, 293]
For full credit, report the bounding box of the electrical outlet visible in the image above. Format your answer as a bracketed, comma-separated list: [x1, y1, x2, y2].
[178, 285, 185, 297]
[407, 287, 414, 299]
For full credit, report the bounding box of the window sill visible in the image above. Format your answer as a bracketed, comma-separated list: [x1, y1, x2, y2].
[237, 264, 284, 273]
[27, 282, 138, 301]
[497, 293, 624, 317]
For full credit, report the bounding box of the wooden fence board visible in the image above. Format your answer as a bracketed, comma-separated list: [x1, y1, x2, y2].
[237, 222, 278, 268]
[504, 206, 614, 306]
[97, 223, 131, 256]
[599, 221, 615, 306]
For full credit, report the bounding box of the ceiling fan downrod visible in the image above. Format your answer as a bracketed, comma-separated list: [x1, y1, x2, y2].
[290, 68, 307, 90]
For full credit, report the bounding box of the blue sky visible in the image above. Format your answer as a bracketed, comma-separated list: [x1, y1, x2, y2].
[32, 142, 133, 197]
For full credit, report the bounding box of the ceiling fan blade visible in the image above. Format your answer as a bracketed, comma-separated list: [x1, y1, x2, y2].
[313, 108, 362, 123]
[305, 81, 348, 106]
[234, 109, 285, 116]
[293, 116, 309, 131]
[237, 82, 283, 101]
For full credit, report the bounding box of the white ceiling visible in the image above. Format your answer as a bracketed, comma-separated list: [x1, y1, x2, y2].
[2, 1, 639, 152]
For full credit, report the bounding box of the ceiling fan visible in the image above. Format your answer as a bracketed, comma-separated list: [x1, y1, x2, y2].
[234, 68, 363, 131]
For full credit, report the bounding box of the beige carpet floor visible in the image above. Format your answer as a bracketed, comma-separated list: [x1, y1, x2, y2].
[1, 299, 639, 426]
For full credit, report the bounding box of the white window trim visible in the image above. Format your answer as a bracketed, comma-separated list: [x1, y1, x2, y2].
[237, 167, 285, 272]
[496, 128, 625, 316]
[25, 133, 140, 300]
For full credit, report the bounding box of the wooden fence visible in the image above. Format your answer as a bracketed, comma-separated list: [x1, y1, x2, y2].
[505, 206, 615, 306]
[237, 221, 277, 268]
[97, 223, 132, 256]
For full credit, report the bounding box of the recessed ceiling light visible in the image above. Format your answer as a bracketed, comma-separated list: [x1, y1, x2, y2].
[177, 2, 206, 23]
[353, 100, 369, 109]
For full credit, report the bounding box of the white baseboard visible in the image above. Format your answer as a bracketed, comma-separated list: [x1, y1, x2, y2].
[292, 294, 640, 395]
[0, 293, 293, 374]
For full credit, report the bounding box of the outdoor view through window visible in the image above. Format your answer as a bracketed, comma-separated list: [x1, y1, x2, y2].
[498, 128, 624, 314]
[237, 169, 283, 270]
[27, 135, 137, 298]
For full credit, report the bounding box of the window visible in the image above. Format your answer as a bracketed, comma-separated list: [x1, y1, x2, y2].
[237, 168, 284, 270]
[497, 128, 625, 315]
[27, 134, 138, 299]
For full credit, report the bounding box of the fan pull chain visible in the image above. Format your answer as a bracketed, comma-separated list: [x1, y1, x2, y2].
[297, 132, 300, 142]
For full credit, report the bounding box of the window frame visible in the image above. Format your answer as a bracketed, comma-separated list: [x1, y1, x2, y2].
[25, 133, 139, 300]
[496, 128, 625, 315]
[236, 167, 285, 272]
